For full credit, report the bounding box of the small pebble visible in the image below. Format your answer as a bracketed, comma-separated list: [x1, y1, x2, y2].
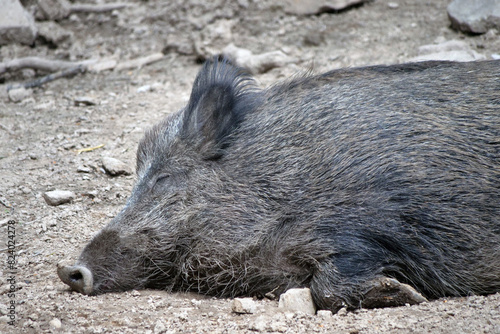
[101, 157, 133, 176]
[0, 303, 7, 315]
[249, 316, 267, 332]
[317, 310, 333, 318]
[77, 166, 92, 173]
[231, 297, 256, 314]
[74, 96, 97, 106]
[43, 190, 75, 206]
[137, 85, 151, 93]
[8, 87, 32, 102]
[336, 307, 348, 316]
[153, 320, 166, 334]
[49, 317, 62, 329]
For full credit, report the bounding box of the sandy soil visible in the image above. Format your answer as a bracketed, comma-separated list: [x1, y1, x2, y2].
[1, 0, 499, 333]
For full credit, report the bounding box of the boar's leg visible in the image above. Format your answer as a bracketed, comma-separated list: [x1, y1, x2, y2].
[310, 261, 427, 312]
[57, 263, 94, 295]
[358, 276, 427, 309]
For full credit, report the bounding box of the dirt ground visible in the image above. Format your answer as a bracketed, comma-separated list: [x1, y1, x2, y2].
[1, 0, 499, 333]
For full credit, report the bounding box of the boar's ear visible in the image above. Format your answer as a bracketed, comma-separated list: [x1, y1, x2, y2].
[181, 58, 259, 159]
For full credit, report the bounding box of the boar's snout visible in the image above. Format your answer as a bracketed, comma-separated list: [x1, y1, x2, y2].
[57, 263, 93, 295]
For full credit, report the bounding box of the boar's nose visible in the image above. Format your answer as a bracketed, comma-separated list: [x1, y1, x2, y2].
[57, 262, 94, 295]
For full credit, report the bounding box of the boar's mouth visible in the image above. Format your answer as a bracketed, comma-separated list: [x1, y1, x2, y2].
[57, 263, 94, 295]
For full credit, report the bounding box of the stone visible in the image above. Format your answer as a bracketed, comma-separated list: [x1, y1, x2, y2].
[163, 40, 194, 56]
[411, 40, 486, 62]
[317, 310, 333, 318]
[37, 0, 71, 21]
[304, 31, 325, 46]
[336, 307, 348, 316]
[137, 85, 152, 93]
[77, 165, 92, 173]
[101, 157, 133, 176]
[278, 288, 316, 315]
[417, 39, 470, 54]
[74, 96, 97, 106]
[268, 321, 287, 332]
[8, 87, 32, 102]
[49, 318, 62, 329]
[43, 190, 75, 206]
[282, 0, 371, 15]
[0, 0, 37, 45]
[153, 320, 166, 334]
[447, 0, 500, 34]
[36, 21, 73, 46]
[249, 316, 267, 332]
[222, 43, 295, 74]
[231, 298, 256, 314]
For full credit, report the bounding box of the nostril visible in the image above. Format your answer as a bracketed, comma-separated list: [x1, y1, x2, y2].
[70, 271, 83, 282]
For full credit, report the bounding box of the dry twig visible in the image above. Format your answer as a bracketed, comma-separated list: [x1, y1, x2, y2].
[7, 65, 85, 91]
[0, 57, 90, 75]
[114, 53, 164, 71]
[75, 144, 105, 154]
[1, 53, 164, 91]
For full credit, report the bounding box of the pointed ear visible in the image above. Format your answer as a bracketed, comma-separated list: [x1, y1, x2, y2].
[181, 59, 259, 159]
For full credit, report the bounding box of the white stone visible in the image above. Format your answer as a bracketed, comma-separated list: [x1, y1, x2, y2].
[231, 297, 256, 314]
[278, 288, 316, 315]
[317, 309, 333, 318]
[36, 21, 73, 45]
[153, 320, 166, 334]
[222, 43, 295, 74]
[411, 40, 486, 62]
[8, 87, 32, 102]
[0, 0, 37, 45]
[43, 190, 75, 206]
[101, 157, 133, 176]
[49, 317, 62, 329]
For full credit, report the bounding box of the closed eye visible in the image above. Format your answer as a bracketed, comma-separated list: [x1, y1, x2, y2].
[155, 174, 171, 186]
[149, 169, 187, 193]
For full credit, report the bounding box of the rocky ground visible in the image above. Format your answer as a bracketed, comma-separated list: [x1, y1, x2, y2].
[0, 0, 499, 333]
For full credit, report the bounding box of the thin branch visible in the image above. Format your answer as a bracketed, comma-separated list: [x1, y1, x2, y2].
[7, 66, 86, 91]
[1, 53, 164, 91]
[0, 57, 89, 75]
[115, 52, 164, 71]
[76, 144, 105, 154]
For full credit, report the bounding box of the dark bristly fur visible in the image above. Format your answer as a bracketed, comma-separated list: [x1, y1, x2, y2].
[59, 58, 500, 313]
